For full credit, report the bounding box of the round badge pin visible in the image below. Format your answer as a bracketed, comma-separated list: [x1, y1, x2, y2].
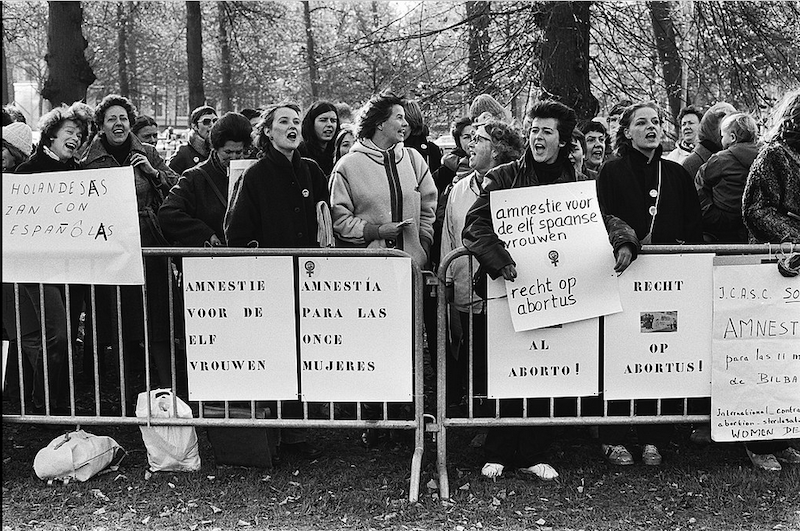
[648, 206, 657, 216]
[193, 157, 199, 163]
[649, 189, 658, 198]
[302, 189, 310, 198]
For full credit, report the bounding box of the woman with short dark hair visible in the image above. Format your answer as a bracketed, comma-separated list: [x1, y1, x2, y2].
[132, 115, 159, 145]
[159, 112, 253, 247]
[297, 101, 339, 176]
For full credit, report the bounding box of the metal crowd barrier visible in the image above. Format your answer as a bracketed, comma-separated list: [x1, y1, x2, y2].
[433, 243, 781, 500]
[2, 247, 427, 502]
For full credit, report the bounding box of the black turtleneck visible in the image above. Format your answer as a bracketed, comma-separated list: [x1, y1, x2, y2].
[100, 134, 132, 166]
[531, 159, 565, 185]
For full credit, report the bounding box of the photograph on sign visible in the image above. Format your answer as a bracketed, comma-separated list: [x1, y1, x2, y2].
[488, 181, 621, 332]
[487, 298, 600, 398]
[298, 256, 413, 402]
[711, 263, 800, 443]
[2, 167, 144, 285]
[604, 254, 714, 400]
[182, 256, 299, 401]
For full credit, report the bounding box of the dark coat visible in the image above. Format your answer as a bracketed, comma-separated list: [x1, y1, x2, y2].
[297, 140, 335, 178]
[16, 146, 79, 173]
[597, 146, 703, 245]
[168, 136, 208, 176]
[224, 143, 328, 248]
[463, 146, 640, 279]
[404, 134, 442, 180]
[158, 155, 229, 246]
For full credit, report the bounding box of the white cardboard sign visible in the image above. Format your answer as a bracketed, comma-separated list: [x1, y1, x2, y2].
[711, 263, 800, 443]
[604, 254, 714, 399]
[489, 181, 622, 331]
[2, 167, 144, 285]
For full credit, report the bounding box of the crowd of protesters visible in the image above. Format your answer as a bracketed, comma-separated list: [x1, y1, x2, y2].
[3, 86, 799, 474]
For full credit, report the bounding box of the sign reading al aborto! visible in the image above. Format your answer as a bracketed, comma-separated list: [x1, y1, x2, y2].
[603, 254, 714, 399]
[2, 167, 144, 284]
[298, 256, 412, 402]
[711, 263, 800, 443]
[489, 181, 622, 332]
[181, 256, 413, 402]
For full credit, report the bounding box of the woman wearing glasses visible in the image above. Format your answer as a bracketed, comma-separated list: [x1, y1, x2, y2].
[159, 112, 253, 247]
[169, 105, 218, 175]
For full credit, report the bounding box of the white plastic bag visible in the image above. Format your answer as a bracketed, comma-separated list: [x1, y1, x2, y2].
[136, 389, 201, 473]
[33, 430, 125, 483]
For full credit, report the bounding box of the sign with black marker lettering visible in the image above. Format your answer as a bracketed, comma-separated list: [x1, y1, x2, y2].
[298, 256, 412, 402]
[604, 254, 714, 399]
[489, 181, 622, 331]
[487, 297, 599, 398]
[182, 256, 298, 401]
[711, 263, 800, 442]
[2, 167, 144, 284]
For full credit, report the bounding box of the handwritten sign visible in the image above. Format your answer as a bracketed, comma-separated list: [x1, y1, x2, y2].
[489, 181, 622, 331]
[604, 254, 714, 399]
[487, 296, 599, 398]
[298, 256, 413, 402]
[2, 167, 144, 284]
[182, 256, 298, 401]
[711, 263, 800, 442]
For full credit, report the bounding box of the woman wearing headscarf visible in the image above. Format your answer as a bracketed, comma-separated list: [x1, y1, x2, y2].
[297, 101, 340, 177]
[132, 115, 159, 145]
[596, 101, 703, 467]
[80, 94, 179, 402]
[2, 121, 33, 172]
[159, 112, 252, 247]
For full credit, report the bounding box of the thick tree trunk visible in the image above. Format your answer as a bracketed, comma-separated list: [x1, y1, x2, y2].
[41, 1, 96, 107]
[117, 2, 130, 98]
[217, 1, 232, 112]
[466, 1, 494, 98]
[186, 1, 206, 110]
[648, 1, 683, 135]
[539, 2, 598, 119]
[303, 1, 320, 100]
[2, 41, 9, 105]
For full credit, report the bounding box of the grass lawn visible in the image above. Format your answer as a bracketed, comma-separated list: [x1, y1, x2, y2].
[3, 418, 799, 531]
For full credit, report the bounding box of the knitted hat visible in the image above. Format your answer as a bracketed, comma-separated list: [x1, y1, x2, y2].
[2, 122, 33, 156]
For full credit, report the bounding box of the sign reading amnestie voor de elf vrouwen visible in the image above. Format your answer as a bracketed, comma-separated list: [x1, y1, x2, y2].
[181, 256, 413, 402]
[2, 167, 144, 285]
[489, 181, 622, 332]
[711, 263, 800, 443]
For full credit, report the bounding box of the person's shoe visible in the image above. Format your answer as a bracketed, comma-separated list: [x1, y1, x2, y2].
[481, 462, 504, 479]
[518, 463, 559, 481]
[602, 444, 634, 465]
[642, 444, 663, 466]
[774, 447, 800, 464]
[746, 448, 781, 471]
[689, 425, 712, 445]
[281, 441, 323, 460]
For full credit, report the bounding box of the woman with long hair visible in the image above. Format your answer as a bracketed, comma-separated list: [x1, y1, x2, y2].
[297, 100, 340, 177]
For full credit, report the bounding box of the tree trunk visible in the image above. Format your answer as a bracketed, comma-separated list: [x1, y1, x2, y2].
[117, 2, 130, 98]
[538, 2, 598, 119]
[648, 1, 683, 135]
[2, 40, 9, 105]
[217, 1, 232, 112]
[466, 1, 494, 98]
[186, 1, 206, 110]
[303, 1, 320, 100]
[41, 1, 96, 107]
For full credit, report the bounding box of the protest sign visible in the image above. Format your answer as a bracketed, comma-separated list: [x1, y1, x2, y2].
[711, 263, 800, 442]
[182, 256, 299, 401]
[298, 256, 413, 402]
[2, 167, 144, 284]
[489, 181, 621, 331]
[604, 254, 714, 399]
[227, 159, 258, 200]
[487, 296, 599, 398]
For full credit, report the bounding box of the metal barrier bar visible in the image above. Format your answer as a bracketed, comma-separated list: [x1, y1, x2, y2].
[2, 247, 426, 502]
[434, 243, 780, 500]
